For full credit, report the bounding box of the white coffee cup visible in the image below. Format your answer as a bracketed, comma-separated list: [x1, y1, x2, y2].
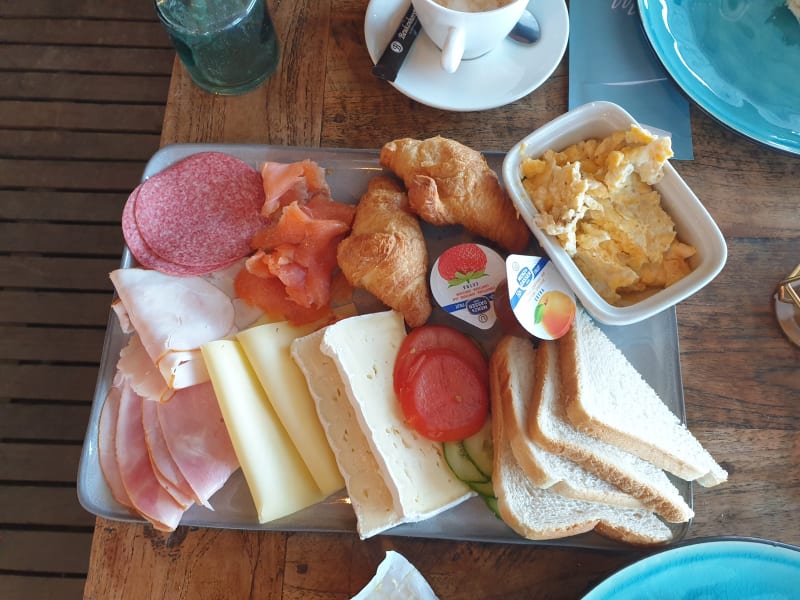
[411, 0, 528, 73]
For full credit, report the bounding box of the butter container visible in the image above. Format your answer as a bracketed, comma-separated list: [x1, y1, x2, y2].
[501, 101, 727, 326]
[504, 255, 576, 340]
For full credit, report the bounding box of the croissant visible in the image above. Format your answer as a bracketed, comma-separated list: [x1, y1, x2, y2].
[380, 136, 530, 253]
[337, 176, 432, 327]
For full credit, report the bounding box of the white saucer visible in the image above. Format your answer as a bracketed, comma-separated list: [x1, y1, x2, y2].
[364, 0, 569, 112]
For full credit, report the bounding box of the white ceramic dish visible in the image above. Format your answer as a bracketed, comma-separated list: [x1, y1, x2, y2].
[502, 101, 727, 326]
[364, 0, 569, 112]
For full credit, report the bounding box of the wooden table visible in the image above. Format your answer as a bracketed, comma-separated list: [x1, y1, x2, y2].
[83, 2, 800, 598]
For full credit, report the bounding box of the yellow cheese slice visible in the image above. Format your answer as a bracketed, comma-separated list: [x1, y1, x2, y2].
[236, 321, 345, 497]
[201, 339, 323, 523]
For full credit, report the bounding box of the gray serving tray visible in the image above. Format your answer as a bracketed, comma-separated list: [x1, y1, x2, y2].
[77, 144, 691, 549]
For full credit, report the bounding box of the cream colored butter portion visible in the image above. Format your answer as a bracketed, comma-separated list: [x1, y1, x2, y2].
[237, 321, 345, 497]
[201, 339, 322, 524]
[291, 329, 403, 539]
[320, 310, 473, 522]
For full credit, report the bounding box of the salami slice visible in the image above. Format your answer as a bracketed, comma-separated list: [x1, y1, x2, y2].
[122, 185, 232, 276]
[133, 152, 265, 269]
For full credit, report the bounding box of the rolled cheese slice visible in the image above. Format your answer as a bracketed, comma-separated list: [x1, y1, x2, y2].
[237, 321, 344, 497]
[201, 339, 323, 523]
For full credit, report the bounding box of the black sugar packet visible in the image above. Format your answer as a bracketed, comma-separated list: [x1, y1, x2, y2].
[372, 4, 422, 82]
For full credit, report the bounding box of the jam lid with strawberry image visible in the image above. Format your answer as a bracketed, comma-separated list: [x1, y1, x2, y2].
[504, 254, 576, 340]
[430, 243, 505, 330]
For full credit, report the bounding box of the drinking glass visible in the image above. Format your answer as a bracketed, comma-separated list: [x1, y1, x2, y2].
[154, 0, 280, 95]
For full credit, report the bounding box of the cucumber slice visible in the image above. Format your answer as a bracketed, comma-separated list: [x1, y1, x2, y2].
[443, 441, 489, 484]
[469, 480, 494, 497]
[484, 495, 500, 519]
[462, 417, 493, 479]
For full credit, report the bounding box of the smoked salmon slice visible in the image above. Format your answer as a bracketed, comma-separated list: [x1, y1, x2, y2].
[304, 192, 357, 224]
[248, 202, 351, 309]
[242, 160, 355, 323]
[234, 268, 333, 325]
[260, 159, 330, 218]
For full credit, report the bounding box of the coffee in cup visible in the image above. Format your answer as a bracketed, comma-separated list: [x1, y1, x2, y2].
[433, 0, 515, 12]
[412, 0, 527, 73]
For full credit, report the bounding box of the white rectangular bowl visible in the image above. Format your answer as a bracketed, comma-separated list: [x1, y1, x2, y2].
[501, 101, 727, 326]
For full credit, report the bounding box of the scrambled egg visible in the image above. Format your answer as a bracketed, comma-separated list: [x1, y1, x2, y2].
[520, 125, 696, 305]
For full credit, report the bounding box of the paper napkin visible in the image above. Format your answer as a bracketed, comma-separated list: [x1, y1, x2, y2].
[568, 0, 694, 160]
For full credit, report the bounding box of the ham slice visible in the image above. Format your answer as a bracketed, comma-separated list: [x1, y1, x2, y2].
[110, 268, 237, 389]
[116, 333, 174, 403]
[115, 380, 185, 531]
[200, 259, 265, 330]
[110, 262, 265, 392]
[97, 386, 132, 508]
[157, 382, 239, 509]
[142, 401, 195, 509]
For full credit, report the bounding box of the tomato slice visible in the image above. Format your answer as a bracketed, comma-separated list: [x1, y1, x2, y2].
[399, 348, 489, 442]
[393, 325, 488, 395]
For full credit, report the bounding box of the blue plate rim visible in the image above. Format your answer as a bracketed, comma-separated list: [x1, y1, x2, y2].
[582, 535, 800, 598]
[636, 0, 800, 157]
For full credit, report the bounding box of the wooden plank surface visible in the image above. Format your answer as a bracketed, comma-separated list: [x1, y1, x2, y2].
[0, 531, 94, 573]
[1, 130, 161, 160]
[1, 72, 171, 103]
[0, 45, 175, 74]
[84, 0, 800, 598]
[0, 291, 113, 326]
[0, 404, 94, 442]
[0, 364, 102, 401]
[0, 102, 164, 132]
[0, 575, 86, 600]
[0, 191, 127, 222]
[0, 1, 159, 20]
[0, 18, 169, 46]
[0, 1, 173, 595]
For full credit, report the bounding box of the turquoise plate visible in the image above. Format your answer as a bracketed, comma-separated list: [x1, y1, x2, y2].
[637, 0, 800, 155]
[583, 538, 800, 599]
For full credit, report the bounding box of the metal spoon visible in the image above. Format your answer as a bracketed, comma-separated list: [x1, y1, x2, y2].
[508, 9, 541, 45]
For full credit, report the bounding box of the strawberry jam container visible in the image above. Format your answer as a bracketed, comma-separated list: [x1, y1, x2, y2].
[430, 243, 505, 330]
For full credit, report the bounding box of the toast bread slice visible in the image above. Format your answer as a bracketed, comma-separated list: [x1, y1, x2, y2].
[491, 335, 645, 509]
[528, 338, 694, 523]
[491, 360, 673, 545]
[561, 309, 727, 487]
